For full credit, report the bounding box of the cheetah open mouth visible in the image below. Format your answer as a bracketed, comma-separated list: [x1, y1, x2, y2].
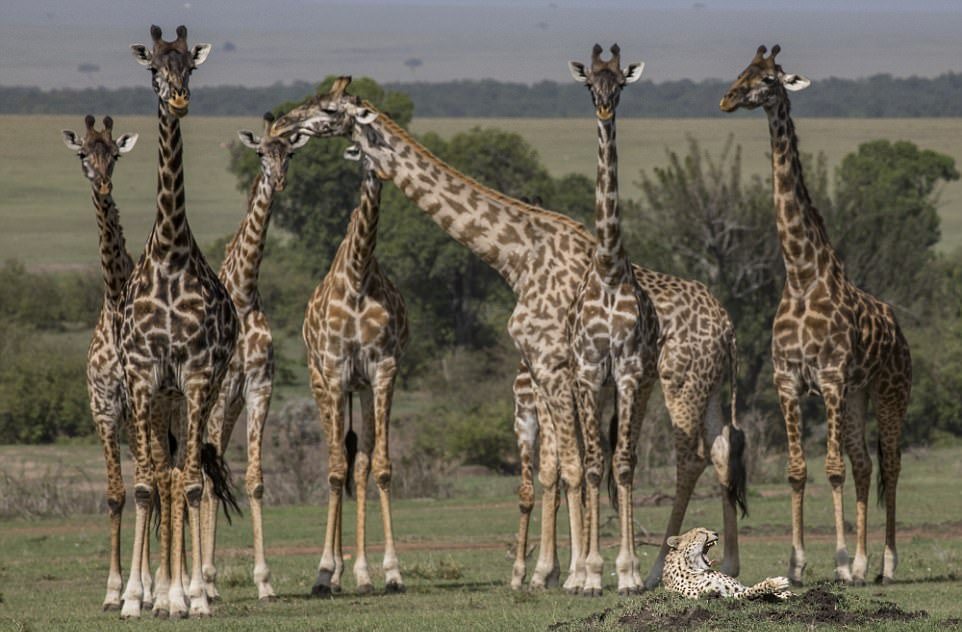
[701, 534, 719, 567]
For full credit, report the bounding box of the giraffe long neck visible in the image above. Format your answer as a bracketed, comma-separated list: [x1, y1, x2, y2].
[343, 171, 382, 292]
[765, 98, 836, 293]
[593, 115, 626, 279]
[145, 105, 194, 261]
[353, 110, 586, 291]
[91, 192, 134, 306]
[221, 173, 274, 312]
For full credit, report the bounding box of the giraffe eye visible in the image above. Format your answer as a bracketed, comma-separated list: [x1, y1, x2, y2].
[762, 75, 777, 84]
[78, 152, 87, 159]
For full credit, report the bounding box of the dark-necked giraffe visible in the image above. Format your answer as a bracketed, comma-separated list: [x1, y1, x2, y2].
[721, 45, 911, 585]
[119, 25, 239, 619]
[303, 151, 409, 596]
[62, 115, 144, 611]
[566, 44, 659, 596]
[199, 113, 308, 602]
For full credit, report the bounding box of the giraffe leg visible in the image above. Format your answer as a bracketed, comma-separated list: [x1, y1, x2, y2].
[842, 388, 871, 585]
[554, 382, 586, 595]
[200, 386, 232, 603]
[310, 368, 346, 597]
[511, 366, 537, 591]
[819, 377, 852, 584]
[644, 385, 709, 589]
[245, 386, 276, 600]
[184, 385, 219, 618]
[120, 386, 156, 620]
[704, 386, 742, 578]
[873, 376, 908, 584]
[575, 371, 605, 597]
[614, 376, 652, 596]
[148, 434, 172, 618]
[167, 467, 190, 618]
[530, 389, 561, 590]
[353, 389, 376, 594]
[775, 372, 807, 585]
[94, 407, 125, 611]
[371, 363, 404, 593]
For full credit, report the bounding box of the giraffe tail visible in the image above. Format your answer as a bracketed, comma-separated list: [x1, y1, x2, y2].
[606, 392, 619, 509]
[726, 329, 748, 518]
[201, 442, 242, 525]
[344, 392, 358, 498]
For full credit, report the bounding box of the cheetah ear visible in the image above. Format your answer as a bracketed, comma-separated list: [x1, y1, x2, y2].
[666, 536, 681, 550]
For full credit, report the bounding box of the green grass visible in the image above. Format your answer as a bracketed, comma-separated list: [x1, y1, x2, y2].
[2, 444, 962, 630]
[3, 116, 962, 270]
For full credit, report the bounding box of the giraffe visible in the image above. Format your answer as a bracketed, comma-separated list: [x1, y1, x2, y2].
[62, 115, 148, 611]
[198, 113, 309, 602]
[271, 77, 590, 591]
[565, 44, 659, 597]
[302, 151, 409, 596]
[510, 60, 749, 592]
[271, 76, 746, 593]
[118, 25, 239, 619]
[721, 45, 911, 585]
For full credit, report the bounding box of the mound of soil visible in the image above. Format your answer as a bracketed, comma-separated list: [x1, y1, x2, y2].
[762, 585, 927, 626]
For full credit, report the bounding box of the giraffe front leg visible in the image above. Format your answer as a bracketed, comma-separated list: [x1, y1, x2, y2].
[775, 372, 807, 585]
[554, 384, 586, 595]
[311, 375, 346, 597]
[244, 386, 276, 600]
[511, 367, 537, 591]
[820, 377, 852, 584]
[94, 408, 125, 611]
[120, 389, 153, 620]
[704, 386, 742, 578]
[353, 390, 376, 594]
[530, 391, 561, 590]
[575, 377, 604, 597]
[371, 366, 404, 593]
[873, 378, 907, 585]
[614, 377, 652, 596]
[843, 389, 871, 585]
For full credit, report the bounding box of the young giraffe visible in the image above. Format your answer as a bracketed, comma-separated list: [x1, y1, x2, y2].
[272, 77, 745, 593]
[62, 115, 146, 611]
[510, 69, 749, 591]
[303, 152, 409, 596]
[271, 77, 590, 591]
[199, 113, 309, 602]
[566, 44, 659, 597]
[119, 25, 238, 619]
[721, 45, 911, 585]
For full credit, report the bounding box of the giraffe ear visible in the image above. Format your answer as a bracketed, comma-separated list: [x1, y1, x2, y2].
[289, 133, 310, 150]
[191, 44, 212, 67]
[781, 73, 811, 92]
[666, 536, 681, 550]
[343, 144, 363, 161]
[353, 107, 379, 125]
[237, 130, 261, 149]
[568, 61, 588, 83]
[62, 130, 83, 152]
[115, 133, 139, 154]
[623, 62, 645, 84]
[130, 44, 152, 66]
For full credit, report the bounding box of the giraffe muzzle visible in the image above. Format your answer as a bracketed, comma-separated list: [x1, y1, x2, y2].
[719, 93, 738, 112]
[167, 93, 190, 116]
[97, 181, 112, 195]
[596, 106, 613, 120]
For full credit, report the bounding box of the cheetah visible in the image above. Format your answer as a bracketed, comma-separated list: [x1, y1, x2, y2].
[663, 528, 793, 600]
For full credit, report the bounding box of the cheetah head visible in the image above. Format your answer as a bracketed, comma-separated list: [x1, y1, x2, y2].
[667, 527, 719, 573]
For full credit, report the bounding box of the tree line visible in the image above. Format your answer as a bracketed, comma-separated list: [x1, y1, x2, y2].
[5, 72, 962, 117]
[3, 78, 961, 475]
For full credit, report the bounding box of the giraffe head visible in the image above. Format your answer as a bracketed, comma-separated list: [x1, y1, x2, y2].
[270, 76, 379, 140]
[237, 112, 310, 192]
[719, 45, 810, 113]
[130, 25, 211, 118]
[568, 44, 644, 120]
[62, 115, 138, 197]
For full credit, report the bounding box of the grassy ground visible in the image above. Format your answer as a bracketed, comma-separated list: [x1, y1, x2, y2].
[1, 444, 961, 630]
[3, 115, 962, 270]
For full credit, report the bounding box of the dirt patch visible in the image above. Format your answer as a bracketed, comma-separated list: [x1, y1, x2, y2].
[761, 584, 928, 626]
[618, 597, 712, 631]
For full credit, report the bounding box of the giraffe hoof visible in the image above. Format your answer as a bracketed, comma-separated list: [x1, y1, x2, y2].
[385, 581, 406, 594]
[153, 608, 169, 619]
[564, 586, 582, 596]
[310, 583, 332, 598]
[874, 574, 894, 586]
[852, 578, 866, 587]
[618, 586, 642, 597]
[103, 602, 122, 612]
[356, 583, 374, 595]
[789, 578, 804, 588]
[259, 595, 278, 603]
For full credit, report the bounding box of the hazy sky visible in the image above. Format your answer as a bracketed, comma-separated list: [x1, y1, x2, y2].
[2, 1, 962, 89]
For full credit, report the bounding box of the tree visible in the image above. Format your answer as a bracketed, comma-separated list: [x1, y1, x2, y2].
[828, 140, 959, 308]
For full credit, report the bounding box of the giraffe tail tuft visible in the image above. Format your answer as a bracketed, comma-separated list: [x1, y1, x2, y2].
[344, 392, 358, 498]
[727, 329, 748, 518]
[201, 442, 242, 525]
[606, 392, 619, 509]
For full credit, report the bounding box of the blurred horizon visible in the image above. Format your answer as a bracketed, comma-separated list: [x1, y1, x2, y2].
[2, 1, 962, 89]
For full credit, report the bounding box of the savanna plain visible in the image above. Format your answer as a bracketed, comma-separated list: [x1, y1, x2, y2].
[2, 114, 962, 631]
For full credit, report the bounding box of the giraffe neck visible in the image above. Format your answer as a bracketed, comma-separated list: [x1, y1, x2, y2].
[342, 172, 382, 293]
[145, 105, 195, 262]
[593, 115, 627, 279]
[765, 98, 837, 293]
[91, 192, 134, 307]
[352, 108, 590, 291]
[221, 173, 274, 312]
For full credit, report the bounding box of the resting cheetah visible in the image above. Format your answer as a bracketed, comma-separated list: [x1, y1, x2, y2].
[663, 528, 793, 600]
